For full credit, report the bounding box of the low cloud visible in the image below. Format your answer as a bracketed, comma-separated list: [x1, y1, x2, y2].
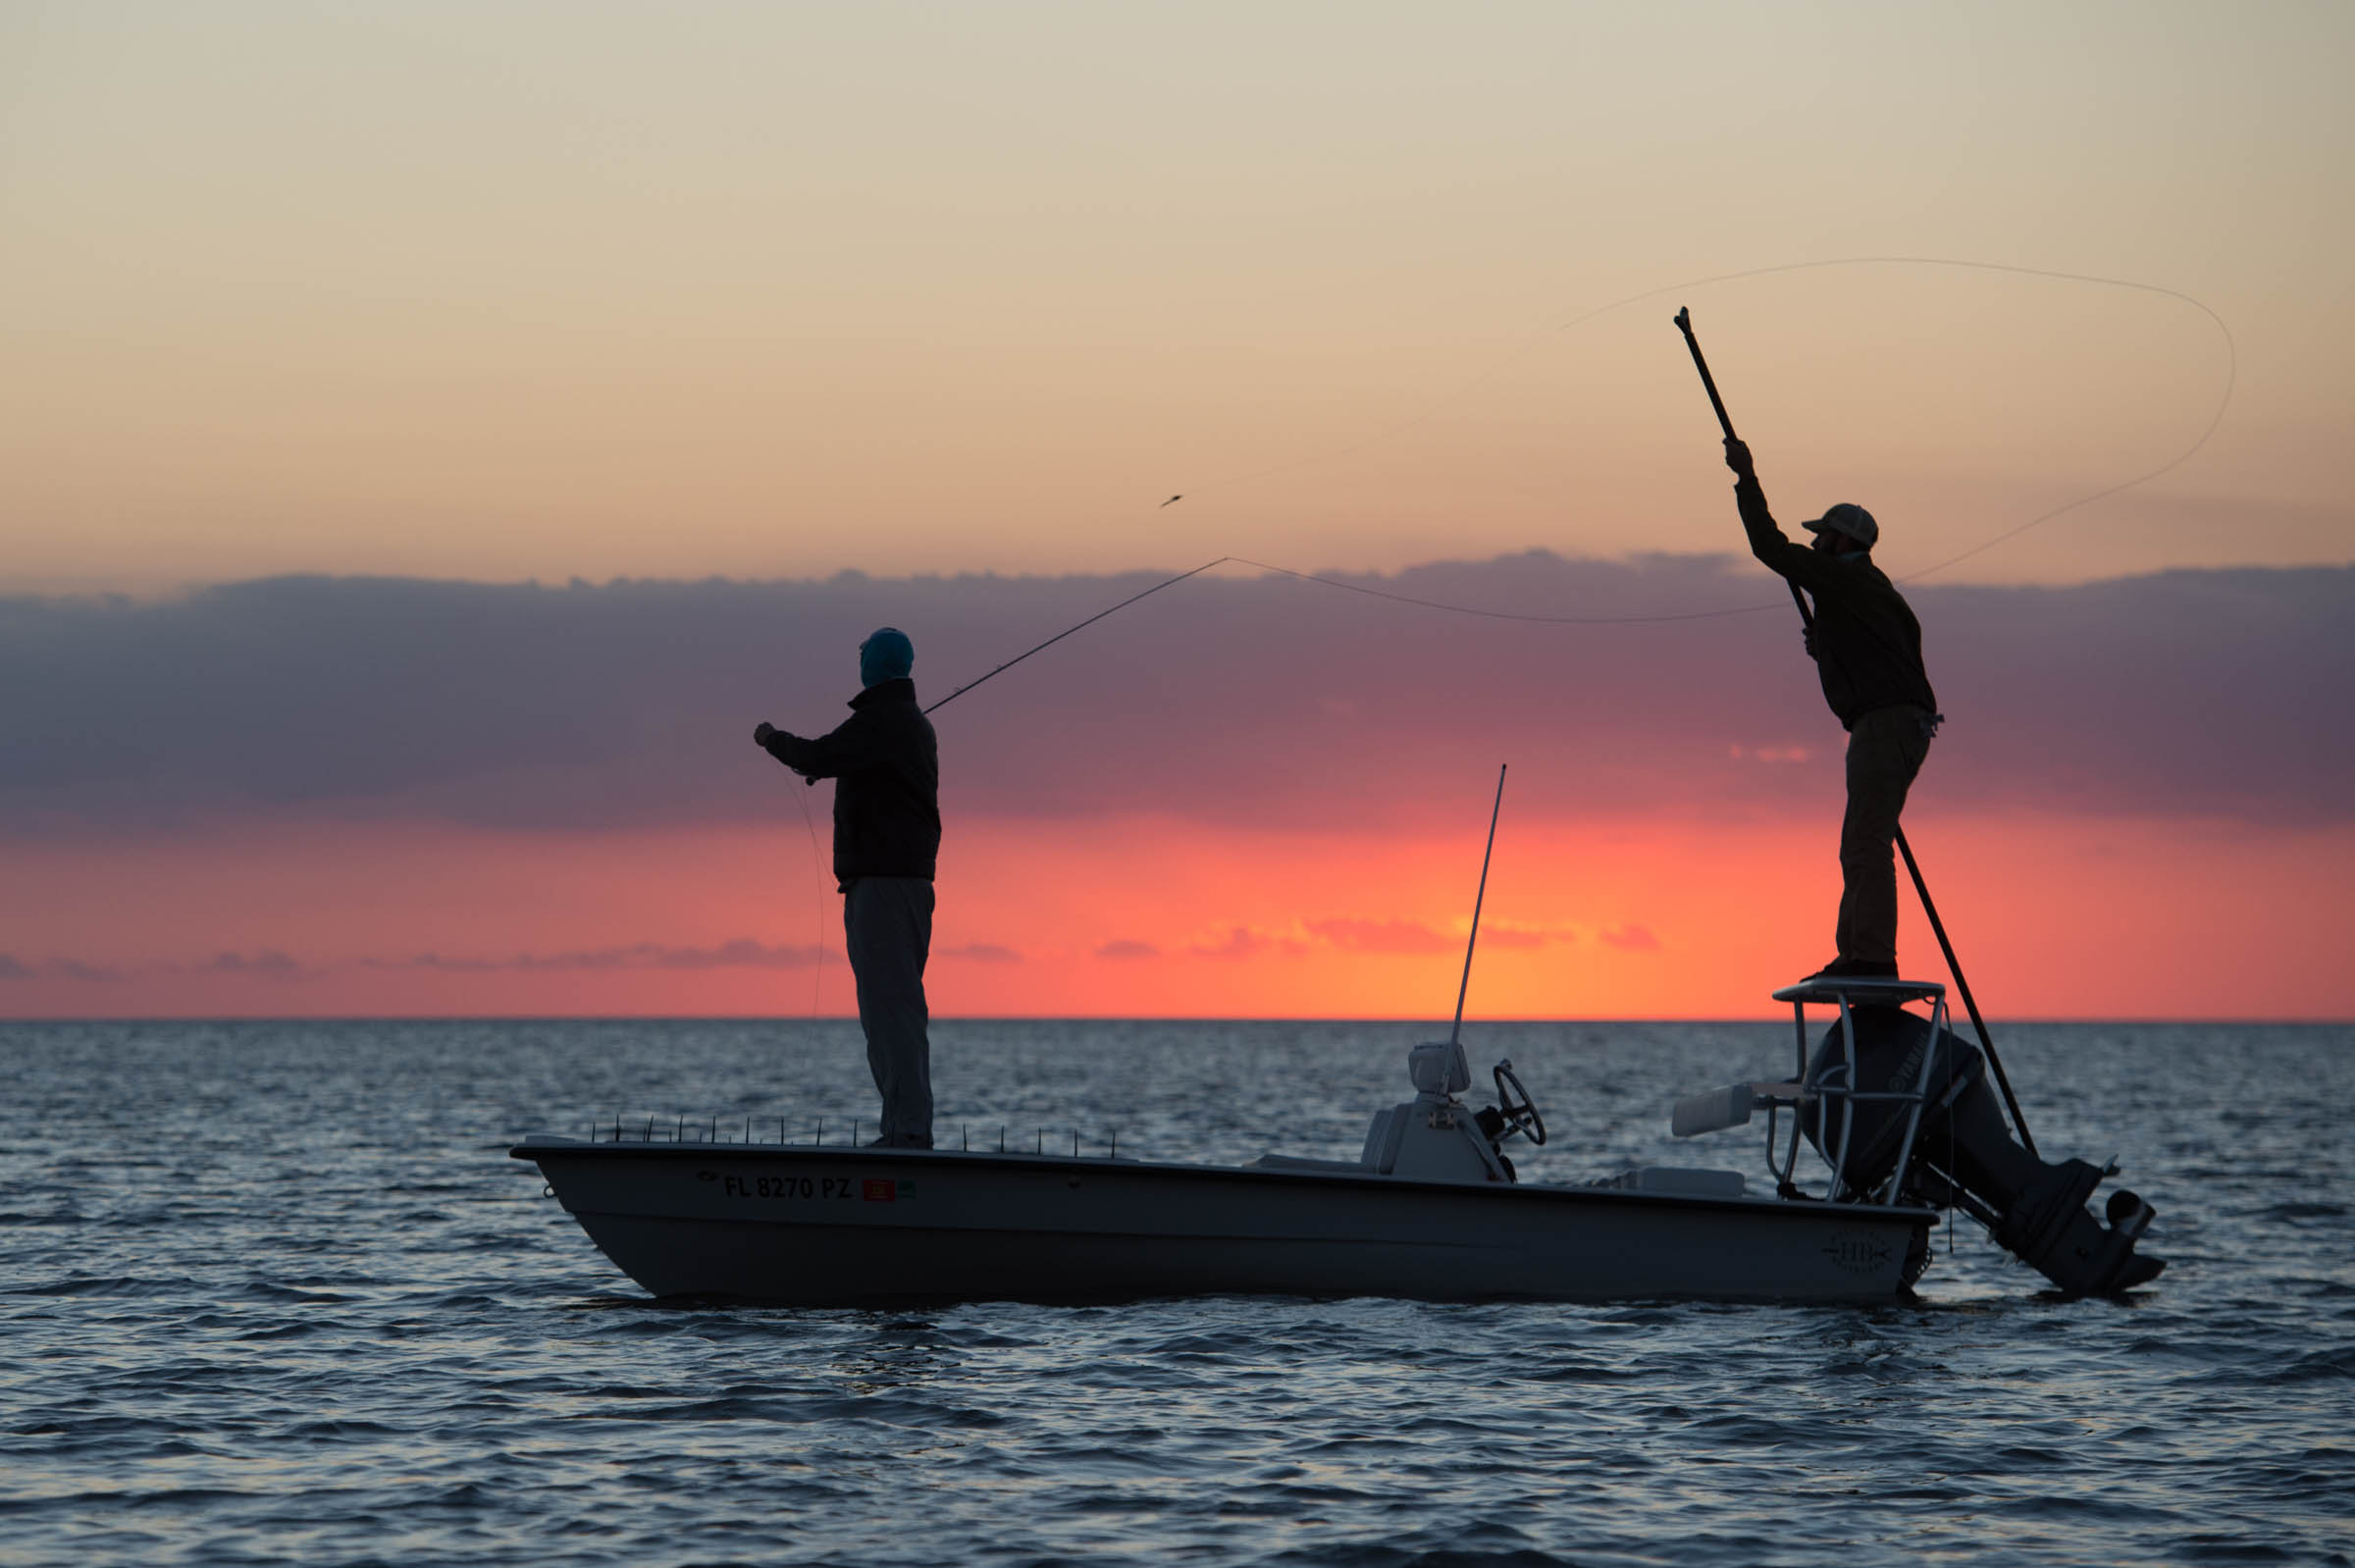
[1599, 923, 1660, 953]
[1106, 919, 1577, 963]
[1303, 917, 1454, 955]
[378, 938, 821, 973]
[1190, 925, 1311, 960]
[940, 942, 1021, 964]
[1094, 938, 1160, 962]
[201, 949, 312, 979]
[0, 954, 125, 982]
[4, 556, 2347, 836]
[1190, 926, 1268, 960]
[1480, 922, 1575, 950]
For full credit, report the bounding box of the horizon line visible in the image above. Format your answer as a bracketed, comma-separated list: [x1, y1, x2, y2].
[3, 1013, 2345, 1027]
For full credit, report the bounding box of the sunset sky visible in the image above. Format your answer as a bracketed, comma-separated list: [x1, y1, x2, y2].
[4, 3, 2350, 1019]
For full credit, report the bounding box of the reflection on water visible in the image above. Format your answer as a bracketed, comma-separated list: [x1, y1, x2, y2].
[1, 1019, 2350, 1566]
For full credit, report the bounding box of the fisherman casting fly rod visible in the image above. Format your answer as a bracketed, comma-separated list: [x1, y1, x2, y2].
[755, 628, 941, 1149]
[1675, 309, 1942, 982]
[740, 566, 1225, 1149]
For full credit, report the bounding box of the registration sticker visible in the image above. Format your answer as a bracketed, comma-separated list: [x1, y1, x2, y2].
[864, 1178, 896, 1202]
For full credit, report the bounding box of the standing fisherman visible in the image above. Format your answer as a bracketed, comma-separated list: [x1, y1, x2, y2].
[754, 627, 941, 1147]
[1722, 439, 1941, 980]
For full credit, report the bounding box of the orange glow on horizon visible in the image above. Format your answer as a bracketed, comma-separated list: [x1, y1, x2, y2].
[3, 810, 2348, 1020]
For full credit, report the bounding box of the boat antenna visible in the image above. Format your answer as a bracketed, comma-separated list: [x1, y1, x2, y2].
[1449, 763, 1507, 1048]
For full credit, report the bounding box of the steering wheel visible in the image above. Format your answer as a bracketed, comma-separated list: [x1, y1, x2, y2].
[1492, 1059, 1546, 1146]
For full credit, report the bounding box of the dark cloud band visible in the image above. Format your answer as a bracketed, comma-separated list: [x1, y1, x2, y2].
[3, 555, 2348, 833]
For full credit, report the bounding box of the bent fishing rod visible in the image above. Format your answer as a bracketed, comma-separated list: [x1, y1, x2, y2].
[923, 557, 1231, 715]
[1672, 306, 2038, 1159]
[781, 558, 1230, 796]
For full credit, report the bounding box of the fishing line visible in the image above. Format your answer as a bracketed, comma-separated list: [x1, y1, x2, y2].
[1228, 555, 1784, 626]
[892, 261, 2237, 701]
[798, 261, 2232, 1021]
[1166, 256, 2235, 622]
[788, 768, 827, 1019]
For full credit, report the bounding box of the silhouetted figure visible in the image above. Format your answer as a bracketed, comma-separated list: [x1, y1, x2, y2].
[755, 628, 941, 1147]
[1724, 438, 1940, 980]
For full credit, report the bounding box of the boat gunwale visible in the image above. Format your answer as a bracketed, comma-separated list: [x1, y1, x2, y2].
[508, 1136, 1934, 1226]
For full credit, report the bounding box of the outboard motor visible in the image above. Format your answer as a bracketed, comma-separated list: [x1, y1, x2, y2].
[1806, 1007, 2164, 1295]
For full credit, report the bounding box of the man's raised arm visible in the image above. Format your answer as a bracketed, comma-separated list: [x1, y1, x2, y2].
[1725, 437, 1837, 597]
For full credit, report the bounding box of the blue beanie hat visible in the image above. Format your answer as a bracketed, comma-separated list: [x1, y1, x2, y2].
[860, 627, 914, 688]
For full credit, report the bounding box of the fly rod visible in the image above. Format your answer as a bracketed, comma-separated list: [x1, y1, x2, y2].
[1672, 306, 2038, 1158]
[923, 556, 1231, 715]
[1449, 763, 1507, 1047]
[785, 556, 1232, 792]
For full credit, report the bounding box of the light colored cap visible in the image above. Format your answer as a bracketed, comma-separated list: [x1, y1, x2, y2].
[1803, 502, 1878, 549]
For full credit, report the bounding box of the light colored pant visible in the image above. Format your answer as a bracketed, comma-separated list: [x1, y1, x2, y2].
[843, 876, 934, 1147]
[1837, 706, 1933, 965]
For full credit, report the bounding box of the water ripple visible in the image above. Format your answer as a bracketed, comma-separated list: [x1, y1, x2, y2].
[2, 1019, 2350, 1567]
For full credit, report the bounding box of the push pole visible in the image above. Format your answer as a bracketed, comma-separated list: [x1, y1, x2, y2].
[1675, 308, 1814, 631]
[1671, 306, 2039, 1159]
[1892, 830, 2034, 1157]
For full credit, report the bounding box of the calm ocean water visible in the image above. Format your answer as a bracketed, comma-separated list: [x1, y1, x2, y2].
[3, 1019, 2350, 1567]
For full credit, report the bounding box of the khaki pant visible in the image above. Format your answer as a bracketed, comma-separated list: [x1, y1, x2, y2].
[1837, 706, 1933, 965]
[843, 876, 934, 1147]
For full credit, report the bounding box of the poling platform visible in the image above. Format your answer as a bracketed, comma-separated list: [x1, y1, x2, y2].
[1674, 973, 2165, 1295]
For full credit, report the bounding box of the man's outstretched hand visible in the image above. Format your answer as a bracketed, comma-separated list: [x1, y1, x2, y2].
[754, 721, 777, 747]
[1723, 437, 1755, 482]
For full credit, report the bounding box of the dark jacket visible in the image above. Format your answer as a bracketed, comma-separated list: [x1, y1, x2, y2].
[762, 678, 940, 888]
[1736, 475, 1938, 730]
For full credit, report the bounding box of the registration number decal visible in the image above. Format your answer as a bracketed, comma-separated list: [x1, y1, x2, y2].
[719, 1175, 852, 1200]
[711, 1174, 917, 1202]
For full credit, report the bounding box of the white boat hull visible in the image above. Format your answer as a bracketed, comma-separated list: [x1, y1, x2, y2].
[511, 1137, 1931, 1305]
